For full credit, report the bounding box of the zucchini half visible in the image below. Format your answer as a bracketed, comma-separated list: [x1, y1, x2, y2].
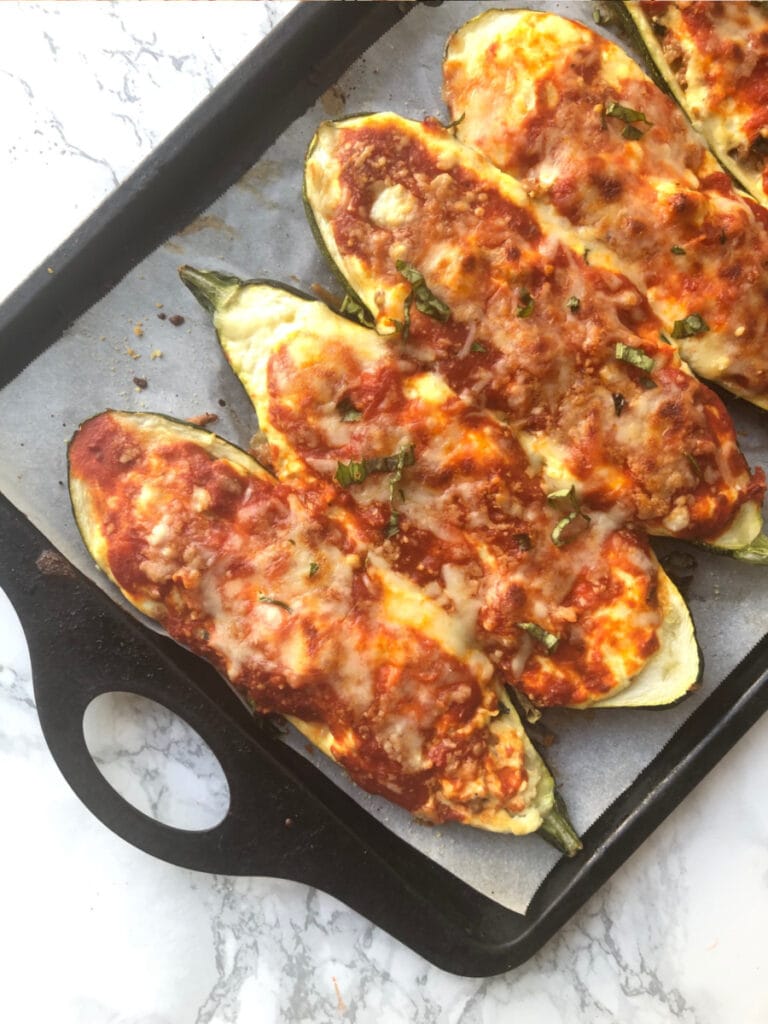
[442, 7, 768, 412]
[302, 111, 767, 560]
[180, 267, 701, 712]
[68, 409, 580, 852]
[623, 1, 768, 208]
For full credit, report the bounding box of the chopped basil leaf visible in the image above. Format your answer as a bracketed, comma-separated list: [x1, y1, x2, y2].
[659, 331, 673, 345]
[566, 295, 581, 312]
[516, 621, 560, 653]
[385, 509, 400, 538]
[583, 247, 591, 264]
[686, 453, 702, 479]
[340, 293, 375, 328]
[401, 290, 413, 340]
[337, 396, 362, 422]
[671, 245, 686, 255]
[552, 510, 591, 547]
[622, 124, 645, 141]
[613, 393, 626, 416]
[605, 100, 652, 126]
[516, 289, 535, 318]
[671, 314, 709, 339]
[547, 485, 578, 506]
[470, 341, 487, 353]
[615, 341, 655, 374]
[336, 446, 416, 487]
[258, 595, 293, 612]
[387, 446, 414, 499]
[335, 445, 415, 538]
[547, 486, 590, 545]
[335, 460, 367, 486]
[308, 562, 320, 578]
[396, 260, 451, 323]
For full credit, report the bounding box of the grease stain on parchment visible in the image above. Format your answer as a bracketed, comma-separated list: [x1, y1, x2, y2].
[320, 83, 346, 116]
[236, 159, 284, 210]
[164, 214, 237, 253]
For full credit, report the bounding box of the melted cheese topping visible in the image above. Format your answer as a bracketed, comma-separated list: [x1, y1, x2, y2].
[445, 7, 768, 412]
[305, 112, 763, 546]
[631, 0, 768, 206]
[216, 283, 698, 710]
[69, 411, 557, 834]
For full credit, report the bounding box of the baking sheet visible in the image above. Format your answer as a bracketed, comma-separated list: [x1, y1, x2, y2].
[2, 0, 767, 914]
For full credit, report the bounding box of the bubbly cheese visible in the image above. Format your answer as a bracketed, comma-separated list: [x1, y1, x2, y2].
[445, 7, 768, 412]
[216, 282, 699, 711]
[304, 111, 764, 548]
[69, 410, 561, 834]
[628, 1, 768, 207]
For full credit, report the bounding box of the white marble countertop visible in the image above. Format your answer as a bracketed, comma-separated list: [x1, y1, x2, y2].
[2, 3, 768, 1021]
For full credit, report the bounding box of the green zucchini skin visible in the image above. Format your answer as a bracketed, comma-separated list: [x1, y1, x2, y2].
[180, 267, 702, 713]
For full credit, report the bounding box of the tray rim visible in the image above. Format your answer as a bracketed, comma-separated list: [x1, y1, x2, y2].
[0, 0, 766, 976]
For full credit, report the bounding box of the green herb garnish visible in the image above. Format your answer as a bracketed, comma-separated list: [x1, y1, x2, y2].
[622, 124, 645, 141]
[340, 292, 375, 328]
[517, 290, 535, 318]
[671, 314, 709, 339]
[385, 509, 401, 538]
[470, 341, 487, 353]
[605, 100, 652, 127]
[338, 396, 363, 422]
[566, 295, 581, 312]
[613, 393, 626, 416]
[258, 595, 293, 612]
[308, 562, 320, 578]
[336, 444, 416, 538]
[547, 485, 578, 505]
[396, 261, 451, 329]
[335, 460, 368, 486]
[615, 341, 655, 374]
[336, 445, 416, 487]
[671, 245, 686, 255]
[516, 621, 560, 653]
[547, 485, 591, 547]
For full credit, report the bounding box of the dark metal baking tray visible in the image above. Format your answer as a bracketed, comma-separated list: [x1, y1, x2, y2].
[1, 1, 767, 976]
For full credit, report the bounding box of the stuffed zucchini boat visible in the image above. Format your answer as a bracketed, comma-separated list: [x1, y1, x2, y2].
[303, 111, 766, 559]
[624, 1, 768, 208]
[443, 7, 768, 412]
[180, 267, 700, 712]
[68, 409, 580, 851]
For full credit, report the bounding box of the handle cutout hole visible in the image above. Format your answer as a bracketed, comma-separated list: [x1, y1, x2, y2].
[83, 691, 230, 831]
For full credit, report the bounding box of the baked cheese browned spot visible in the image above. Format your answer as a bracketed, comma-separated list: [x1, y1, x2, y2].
[631, 0, 768, 207]
[212, 281, 698, 711]
[444, 7, 768, 409]
[305, 112, 764, 547]
[68, 410, 556, 835]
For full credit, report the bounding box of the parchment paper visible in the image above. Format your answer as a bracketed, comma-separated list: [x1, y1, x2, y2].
[2, 1, 767, 913]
